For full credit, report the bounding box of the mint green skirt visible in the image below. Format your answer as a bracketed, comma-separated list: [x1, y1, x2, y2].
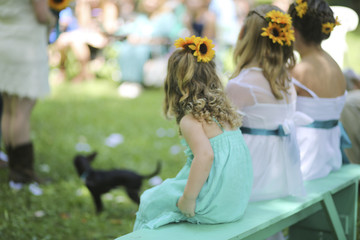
[133, 130, 253, 230]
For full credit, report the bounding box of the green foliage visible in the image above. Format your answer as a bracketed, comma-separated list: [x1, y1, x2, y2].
[345, 26, 360, 73]
[0, 81, 185, 239]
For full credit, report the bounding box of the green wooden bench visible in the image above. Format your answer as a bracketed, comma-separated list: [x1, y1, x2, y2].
[115, 164, 360, 240]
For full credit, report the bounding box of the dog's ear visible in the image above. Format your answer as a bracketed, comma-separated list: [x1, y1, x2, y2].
[87, 152, 98, 162]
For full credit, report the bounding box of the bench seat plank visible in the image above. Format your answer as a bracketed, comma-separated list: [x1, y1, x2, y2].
[115, 164, 360, 240]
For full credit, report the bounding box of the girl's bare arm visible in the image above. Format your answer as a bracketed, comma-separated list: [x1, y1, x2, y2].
[177, 114, 214, 217]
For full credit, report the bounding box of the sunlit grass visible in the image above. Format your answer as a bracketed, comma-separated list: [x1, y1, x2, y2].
[0, 80, 186, 239]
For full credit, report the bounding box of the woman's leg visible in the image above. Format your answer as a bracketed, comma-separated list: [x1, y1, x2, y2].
[5, 94, 38, 183]
[0, 93, 7, 168]
[71, 39, 92, 82]
[1, 93, 36, 146]
[1, 93, 11, 146]
[10, 96, 36, 146]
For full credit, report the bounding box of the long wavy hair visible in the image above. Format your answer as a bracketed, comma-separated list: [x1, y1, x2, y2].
[231, 4, 296, 100]
[163, 48, 242, 129]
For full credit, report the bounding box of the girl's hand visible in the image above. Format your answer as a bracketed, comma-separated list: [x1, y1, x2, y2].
[177, 195, 196, 218]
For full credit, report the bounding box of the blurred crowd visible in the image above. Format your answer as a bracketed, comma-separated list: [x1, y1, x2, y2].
[48, 0, 278, 92]
[48, 0, 359, 95]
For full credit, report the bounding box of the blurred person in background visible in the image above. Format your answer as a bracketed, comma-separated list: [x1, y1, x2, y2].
[50, 0, 116, 83]
[0, 0, 56, 184]
[0, 96, 5, 168]
[113, 0, 181, 97]
[209, 0, 253, 75]
[341, 69, 360, 164]
[182, 0, 216, 39]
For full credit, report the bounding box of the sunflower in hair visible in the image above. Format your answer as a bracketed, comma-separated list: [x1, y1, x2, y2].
[335, 16, 341, 26]
[191, 37, 215, 63]
[322, 22, 334, 35]
[48, 0, 72, 11]
[261, 22, 286, 46]
[295, 0, 308, 18]
[174, 35, 197, 49]
[283, 27, 295, 46]
[265, 10, 292, 25]
[260, 10, 294, 46]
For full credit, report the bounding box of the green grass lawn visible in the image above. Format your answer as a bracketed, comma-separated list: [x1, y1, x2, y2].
[0, 80, 187, 240]
[2, 79, 360, 239]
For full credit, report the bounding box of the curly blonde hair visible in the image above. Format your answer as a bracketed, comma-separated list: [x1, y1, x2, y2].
[163, 48, 241, 129]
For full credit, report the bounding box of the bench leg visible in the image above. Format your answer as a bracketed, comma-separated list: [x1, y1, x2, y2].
[289, 181, 358, 240]
[323, 193, 347, 240]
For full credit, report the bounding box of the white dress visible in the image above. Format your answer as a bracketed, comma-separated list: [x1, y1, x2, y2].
[226, 67, 311, 202]
[293, 79, 346, 181]
[0, 0, 50, 99]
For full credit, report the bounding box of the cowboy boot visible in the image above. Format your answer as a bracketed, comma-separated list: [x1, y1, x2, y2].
[9, 142, 41, 183]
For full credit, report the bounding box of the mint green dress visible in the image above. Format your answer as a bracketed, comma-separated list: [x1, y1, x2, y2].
[133, 124, 253, 230]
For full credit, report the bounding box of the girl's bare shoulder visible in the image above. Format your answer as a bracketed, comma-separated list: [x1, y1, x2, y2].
[180, 114, 202, 130]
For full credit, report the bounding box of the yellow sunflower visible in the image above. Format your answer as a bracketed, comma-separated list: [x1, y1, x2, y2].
[261, 22, 286, 46]
[48, 0, 72, 11]
[335, 16, 341, 26]
[283, 27, 295, 46]
[265, 10, 292, 25]
[191, 37, 215, 63]
[322, 22, 334, 35]
[174, 35, 197, 49]
[295, 2, 308, 18]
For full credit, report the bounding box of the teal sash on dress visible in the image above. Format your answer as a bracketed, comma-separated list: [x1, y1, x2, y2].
[304, 119, 338, 129]
[240, 125, 300, 165]
[240, 126, 288, 137]
[303, 119, 352, 164]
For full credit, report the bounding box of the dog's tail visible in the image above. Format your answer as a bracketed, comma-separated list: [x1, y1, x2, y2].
[142, 160, 162, 179]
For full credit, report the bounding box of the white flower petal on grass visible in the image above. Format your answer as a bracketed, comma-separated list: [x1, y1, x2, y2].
[34, 210, 45, 218]
[115, 196, 126, 203]
[9, 181, 23, 190]
[75, 142, 91, 152]
[104, 193, 114, 200]
[76, 187, 89, 196]
[0, 151, 8, 162]
[170, 145, 182, 155]
[39, 164, 50, 173]
[105, 133, 124, 147]
[149, 176, 163, 186]
[156, 128, 166, 138]
[29, 183, 43, 196]
[76, 188, 83, 196]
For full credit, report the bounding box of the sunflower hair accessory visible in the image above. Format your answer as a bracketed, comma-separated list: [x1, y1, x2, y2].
[174, 35, 215, 63]
[260, 10, 295, 46]
[48, 0, 73, 12]
[322, 16, 341, 35]
[295, 0, 308, 18]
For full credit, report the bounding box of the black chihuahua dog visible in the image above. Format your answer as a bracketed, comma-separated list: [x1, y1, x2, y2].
[74, 152, 161, 213]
